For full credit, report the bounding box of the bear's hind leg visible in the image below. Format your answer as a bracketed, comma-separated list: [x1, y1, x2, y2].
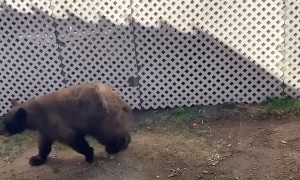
[29, 133, 53, 166]
[65, 133, 94, 163]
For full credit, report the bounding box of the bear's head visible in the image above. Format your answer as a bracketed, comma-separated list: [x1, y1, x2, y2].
[0, 99, 27, 137]
[105, 131, 131, 154]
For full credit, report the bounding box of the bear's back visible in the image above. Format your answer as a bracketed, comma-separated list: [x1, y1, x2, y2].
[25, 83, 131, 135]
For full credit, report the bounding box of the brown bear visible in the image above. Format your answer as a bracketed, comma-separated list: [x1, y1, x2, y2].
[0, 82, 132, 166]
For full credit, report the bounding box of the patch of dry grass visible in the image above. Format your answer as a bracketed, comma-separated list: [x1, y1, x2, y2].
[0, 132, 34, 163]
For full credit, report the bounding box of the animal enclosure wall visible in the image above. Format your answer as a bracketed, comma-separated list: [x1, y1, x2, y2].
[0, 0, 299, 115]
[283, 0, 300, 99]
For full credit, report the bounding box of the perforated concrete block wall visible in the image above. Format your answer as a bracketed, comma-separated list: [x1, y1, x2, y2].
[133, 0, 285, 109]
[0, 0, 299, 115]
[0, 0, 64, 114]
[283, 0, 300, 98]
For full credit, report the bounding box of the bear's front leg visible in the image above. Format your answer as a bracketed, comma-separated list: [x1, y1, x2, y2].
[29, 133, 53, 166]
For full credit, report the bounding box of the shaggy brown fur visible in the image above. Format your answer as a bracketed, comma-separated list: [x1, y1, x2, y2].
[0, 82, 132, 166]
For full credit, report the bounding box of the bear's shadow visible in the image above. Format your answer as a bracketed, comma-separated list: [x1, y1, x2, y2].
[40, 151, 127, 177]
[45, 150, 123, 167]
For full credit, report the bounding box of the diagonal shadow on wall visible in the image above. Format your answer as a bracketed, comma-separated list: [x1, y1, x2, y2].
[0, 1, 291, 115]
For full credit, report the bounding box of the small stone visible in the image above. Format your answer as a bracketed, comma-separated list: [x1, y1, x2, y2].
[212, 162, 217, 166]
[281, 141, 287, 144]
[109, 156, 115, 160]
[168, 168, 181, 178]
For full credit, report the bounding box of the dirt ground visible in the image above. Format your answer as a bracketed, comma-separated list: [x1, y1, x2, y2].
[1, 103, 300, 180]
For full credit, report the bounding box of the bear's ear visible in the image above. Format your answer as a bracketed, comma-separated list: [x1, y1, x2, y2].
[10, 99, 19, 107]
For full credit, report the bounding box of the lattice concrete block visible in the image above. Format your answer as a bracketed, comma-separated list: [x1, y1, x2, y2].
[60, 33, 136, 84]
[51, 0, 140, 108]
[0, 0, 55, 41]
[112, 87, 141, 109]
[0, 38, 64, 115]
[284, 0, 300, 98]
[59, 33, 140, 108]
[51, 0, 131, 41]
[0, 0, 64, 116]
[133, 0, 284, 109]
